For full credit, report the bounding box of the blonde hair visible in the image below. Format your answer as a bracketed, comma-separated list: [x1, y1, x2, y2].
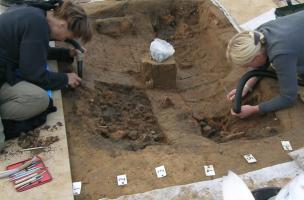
[226, 31, 265, 66]
[53, 0, 92, 43]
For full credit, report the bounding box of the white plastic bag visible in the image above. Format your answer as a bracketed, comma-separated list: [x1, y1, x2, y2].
[150, 38, 175, 63]
[222, 171, 255, 200]
[275, 173, 304, 200]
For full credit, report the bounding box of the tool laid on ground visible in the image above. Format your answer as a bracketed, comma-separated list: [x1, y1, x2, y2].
[14, 170, 46, 188]
[14, 170, 46, 185]
[10, 167, 44, 181]
[20, 146, 45, 152]
[5, 156, 52, 192]
[65, 39, 85, 78]
[0, 156, 39, 179]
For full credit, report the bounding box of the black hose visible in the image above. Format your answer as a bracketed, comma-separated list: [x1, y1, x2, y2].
[233, 69, 304, 113]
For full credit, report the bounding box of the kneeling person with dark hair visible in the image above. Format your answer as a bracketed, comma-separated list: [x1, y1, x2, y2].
[0, 0, 92, 150]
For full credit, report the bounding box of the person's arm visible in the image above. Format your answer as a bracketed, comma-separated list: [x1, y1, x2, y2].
[20, 41, 69, 90]
[259, 54, 298, 113]
[18, 15, 68, 90]
[47, 47, 74, 63]
[231, 54, 298, 118]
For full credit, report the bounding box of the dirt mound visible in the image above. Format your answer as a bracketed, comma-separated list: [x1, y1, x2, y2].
[17, 123, 62, 149]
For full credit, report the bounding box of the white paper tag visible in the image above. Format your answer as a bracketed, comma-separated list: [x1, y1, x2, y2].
[117, 175, 127, 186]
[244, 154, 257, 163]
[155, 165, 167, 178]
[72, 182, 82, 195]
[281, 141, 293, 151]
[204, 165, 215, 176]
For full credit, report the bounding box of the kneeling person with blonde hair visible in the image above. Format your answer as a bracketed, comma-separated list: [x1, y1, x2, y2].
[226, 10, 304, 118]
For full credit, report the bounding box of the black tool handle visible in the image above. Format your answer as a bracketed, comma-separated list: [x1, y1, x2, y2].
[77, 61, 83, 78]
[65, 39, 85, 53]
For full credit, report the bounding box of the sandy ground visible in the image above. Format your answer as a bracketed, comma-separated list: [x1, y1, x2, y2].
[61, 0, 304, 199]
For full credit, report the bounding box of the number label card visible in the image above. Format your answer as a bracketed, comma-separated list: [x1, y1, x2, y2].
[117, 175, 127, 186]
[72, 182, 82, 195]
[204, 165, 215, 176]
[281, 141, 293, 151]
[155, 165, 167, 178]
[244, 154, 257, 163]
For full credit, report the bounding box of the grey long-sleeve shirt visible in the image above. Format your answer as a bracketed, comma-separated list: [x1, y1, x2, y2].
[256, 10, 304, 113]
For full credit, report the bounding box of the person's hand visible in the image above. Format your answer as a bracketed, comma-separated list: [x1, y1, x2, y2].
[69, 47, 87, 58]
[231, 105, 259, 118]
[226, 86, 251, 101]
[67, 73, 81, 88]
[227, 89, 237, 101]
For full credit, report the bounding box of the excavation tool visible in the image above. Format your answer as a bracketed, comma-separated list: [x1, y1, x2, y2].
[5, 156, 52, 191]
[65, 39, 85, 78]
[232, 69, 304, 114]
[10, 167, 44, 181]
[0, 156, 40, 179]
[14, 170, 46, 184]
[15, 171, 45, 189]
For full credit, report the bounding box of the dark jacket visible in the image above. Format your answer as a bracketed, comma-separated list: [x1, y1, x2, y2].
[0, 5, 68, 90]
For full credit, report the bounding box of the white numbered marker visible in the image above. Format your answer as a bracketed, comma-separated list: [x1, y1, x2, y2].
[117, 174, 127, 186]
[72, 182, 82, 195]
[204, 165, 215, 176]
[244, 154, 257, 163]
[155, 165, 167, 178]
[281, 141, 293, 151]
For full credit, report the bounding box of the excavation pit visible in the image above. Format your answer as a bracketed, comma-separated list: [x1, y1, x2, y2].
[65, 81, 165, 151]
[193, 94, 281, 143]
[195, 113, 280, 143]
[60, 0, 303, 199]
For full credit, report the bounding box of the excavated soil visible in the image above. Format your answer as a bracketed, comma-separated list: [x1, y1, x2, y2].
[17, 123, 62, 149]
[62, 0, 304, 199]
[64, 82, 165, 151]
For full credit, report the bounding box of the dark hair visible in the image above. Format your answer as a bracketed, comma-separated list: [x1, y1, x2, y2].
[53, 0, 92, 43]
